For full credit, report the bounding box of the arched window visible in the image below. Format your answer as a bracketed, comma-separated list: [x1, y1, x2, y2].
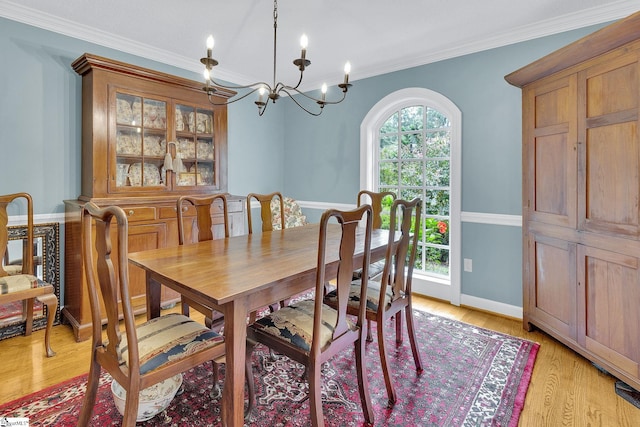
[360, 88, 461, 303]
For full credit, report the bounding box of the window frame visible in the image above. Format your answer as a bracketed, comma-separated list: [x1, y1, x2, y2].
[360, 88, 462, 305]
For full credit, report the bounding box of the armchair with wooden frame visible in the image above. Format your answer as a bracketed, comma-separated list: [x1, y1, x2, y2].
[0, 192, 57, 357]
[324, 198, 424, 408]
[77, 202, 228, 426]
[245, 205, 375, 427]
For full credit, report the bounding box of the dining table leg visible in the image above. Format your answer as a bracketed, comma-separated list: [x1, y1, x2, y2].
[146, 274, 162, 320]
[222, 297, 250, 427]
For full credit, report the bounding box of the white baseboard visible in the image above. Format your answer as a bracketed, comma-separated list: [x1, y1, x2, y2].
[459, 293, 523, 319]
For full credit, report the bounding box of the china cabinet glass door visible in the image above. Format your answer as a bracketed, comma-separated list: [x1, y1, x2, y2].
[115, 92, 168, 190]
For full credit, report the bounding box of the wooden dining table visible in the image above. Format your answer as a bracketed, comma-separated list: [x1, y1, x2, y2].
[128, 223, 390, 427]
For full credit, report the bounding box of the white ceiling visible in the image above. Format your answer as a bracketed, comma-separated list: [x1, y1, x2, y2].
[2, 0, 640, 92]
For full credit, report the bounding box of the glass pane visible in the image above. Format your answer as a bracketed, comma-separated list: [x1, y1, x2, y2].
[400, 188, 422, 202]
[400, 161, 423, 186]
[424, 218, 449, 246]
[143, 99, 166, 129]
[142, 133, 166, 157]
[425, 131, 450, 157]
[116, 128, 142, 156]
[196, 109, 213, 134]
[198, 163, 214, 186]
[425, 190, 450, 215]
[175, 104, 194, 132]
[197, 138, 214, 161]
[116, 93, 140, 126]
[116, 161, 130, 187]
[401, 106, 423, 131]
[379, 162, 398, 186]
[400, 133, 423, 158]
[177, 138, 195, 160]
[425, 160, 450, 186]
[426, 107, 450, 129]
[423, 246, 450, 276]
[380, 135, 398, 160]
[380, 113, 398, 134]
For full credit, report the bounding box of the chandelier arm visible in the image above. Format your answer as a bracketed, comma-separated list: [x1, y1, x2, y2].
[208, 78, 273, 92]
[282, 85, 347, 105]
[279, 88, 324, 116]
[206, 85, 265, 106]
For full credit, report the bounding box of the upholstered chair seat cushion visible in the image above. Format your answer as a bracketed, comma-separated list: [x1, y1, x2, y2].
[325, 280, 397, 313]
[0, 274, 42, 294]
[4, 265, 24, 276]
[351, 259, 386, 280]
[251, 299, 356, 352]
[271, 197, 307, 230]
[119, 313, 224, 374]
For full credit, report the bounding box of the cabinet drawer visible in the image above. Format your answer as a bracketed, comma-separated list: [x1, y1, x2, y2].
[159, 205, 196, 219]
[123, 207, 156, 222]
[228, 199, 243, 213]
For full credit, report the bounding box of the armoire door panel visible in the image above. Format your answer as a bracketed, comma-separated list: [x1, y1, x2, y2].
[524, 75, 577, 228]
[577, 244, 640, 378]
[582, 121, 640, 237]
[528, 233, 576, 339]
[127, 223, 167, 309]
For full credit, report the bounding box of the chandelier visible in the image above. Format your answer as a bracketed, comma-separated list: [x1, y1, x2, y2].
[200, 0, 352, 116]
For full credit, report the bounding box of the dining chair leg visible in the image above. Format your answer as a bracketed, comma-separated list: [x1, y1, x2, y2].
[308, 360, 324, 427]
[122, 383, 141, 427]
[395, 312, 403, 344]
[377, 317, 397, 407]
[366, 319, 373, 342]
[245, 339, 257, 421]
[24, 298, 34, 336]
[77, 359, 101, 426]
[405, 307, 424, 372]
[37, 293, 57, 357]
[355, 336, 375, 426]
[212, 360, 222, 398]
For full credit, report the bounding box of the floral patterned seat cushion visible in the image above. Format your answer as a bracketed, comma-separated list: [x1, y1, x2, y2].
[119, 313, 224, 374]
[0, 274, 43, 294]
[251, 299, 356, 352]
[271, 197, 307, 230]
[4, 265, 23, 276]
[324, 279, 396, 313]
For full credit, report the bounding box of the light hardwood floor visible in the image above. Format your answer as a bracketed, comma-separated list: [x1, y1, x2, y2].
[1, 295, 639, 426]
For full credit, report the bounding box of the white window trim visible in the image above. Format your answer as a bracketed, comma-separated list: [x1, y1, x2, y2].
[360, 88, 462, 305]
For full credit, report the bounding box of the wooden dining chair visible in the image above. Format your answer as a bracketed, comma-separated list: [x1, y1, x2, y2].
[246, 191, 286, 313]
[176, 193, 229, 331]
[246, 191, 285, 234]
[353, 190, 396, 279]
[0, 192, 57, 357]
[77, 202, 228, 427]
[246, 205, 375, 427]
[324, 197, 423, 408]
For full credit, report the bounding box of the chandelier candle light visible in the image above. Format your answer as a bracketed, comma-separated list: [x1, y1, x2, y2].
[200, 0, 352, 116]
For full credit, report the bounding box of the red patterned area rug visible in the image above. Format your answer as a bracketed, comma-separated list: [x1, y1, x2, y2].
[0, 310, 539, 426]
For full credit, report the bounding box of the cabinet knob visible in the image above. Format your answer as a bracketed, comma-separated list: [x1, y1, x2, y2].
[128, 210, 134, 216]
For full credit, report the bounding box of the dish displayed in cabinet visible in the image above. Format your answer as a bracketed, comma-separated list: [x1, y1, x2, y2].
[143, 135, 167, 157]
[197, 140, 214, 160]
[116, 131, 142, 155]
[128, 163, 162, 187]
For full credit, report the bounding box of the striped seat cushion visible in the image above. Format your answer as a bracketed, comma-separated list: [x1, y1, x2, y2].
[119, 313, 224, 374]
[325, 280, 395, 312]
[0, 274, 41, 295]
[251, 299, 356, 352]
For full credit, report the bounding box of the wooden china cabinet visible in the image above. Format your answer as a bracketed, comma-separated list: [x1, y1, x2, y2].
[506, 11, 640, 391]
[64, 53, 243, 341]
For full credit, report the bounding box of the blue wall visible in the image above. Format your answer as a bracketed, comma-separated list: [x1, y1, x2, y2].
[0, 15, 609, 309]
